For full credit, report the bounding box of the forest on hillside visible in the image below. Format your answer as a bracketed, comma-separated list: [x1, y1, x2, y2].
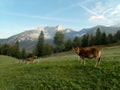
[0, 28, 120, 59]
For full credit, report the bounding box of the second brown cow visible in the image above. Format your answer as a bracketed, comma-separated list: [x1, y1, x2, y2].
[26, 55, 37, 64]
[73, 45, 103, 67]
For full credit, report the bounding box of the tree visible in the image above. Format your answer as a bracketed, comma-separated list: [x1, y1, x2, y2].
[114, 30, 120, 42]
[54, 31, 65, 52]
[82, 34, 88, 47]
[0, 44, 2, 54]
[95, 28, 102, 45]
[33, 47, 38, 57]
[107, 33, 113, 44]
[12, 40, 21, 59]
[89, 34, 95, 46]
[86, 34, 93, 46]
[42, 43, 53, 56]
[101, 32, 107, 45]
[73, 37, 82, 47]
[65, 39, 73, 51]
[36, 31, 44, 57]
[1, 44, 11, 56]
[21, 47, 27, 59]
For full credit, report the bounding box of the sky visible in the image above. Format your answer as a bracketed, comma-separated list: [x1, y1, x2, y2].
[0, 0, 120, 38]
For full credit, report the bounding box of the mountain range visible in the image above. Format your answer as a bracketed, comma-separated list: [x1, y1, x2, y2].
[0, 25, 120, 52]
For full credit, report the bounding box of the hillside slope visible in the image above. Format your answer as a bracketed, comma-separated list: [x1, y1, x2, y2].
[0, 55, 18, 65]
[0, 46, 120, 90]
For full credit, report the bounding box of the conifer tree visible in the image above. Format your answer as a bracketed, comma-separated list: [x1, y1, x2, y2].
[101, 32, 107, 45]
[82, 34, 88, 47]
[65, 39, 73, 51]
[107, 33, 113, 44]
[89, 34, 95, 46]
[54, 31, 65, 52]
[0, 44, 2, 54]
[21, 47, 27, 59]
[36, 31, 44, 57]
[95, 28, 102, 45]
[42, 43, 53, 56]
[114, 30, 120, 42]
[73, 37, 82, 47]
[2, 44, 11, 56]
[12, 40, 20, 59]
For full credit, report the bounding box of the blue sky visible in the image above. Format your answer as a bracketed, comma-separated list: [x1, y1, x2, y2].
[0, 0, 120, 38]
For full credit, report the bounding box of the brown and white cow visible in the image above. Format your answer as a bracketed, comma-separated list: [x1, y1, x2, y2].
[26, 55, 37, 64]
[73, 45, 103, 67]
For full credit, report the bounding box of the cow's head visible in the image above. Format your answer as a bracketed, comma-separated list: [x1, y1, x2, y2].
[73, 47, 80, 55]
[32, 55, 37, 59]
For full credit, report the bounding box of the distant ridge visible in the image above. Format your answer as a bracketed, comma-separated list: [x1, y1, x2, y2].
[0, 25, 120, 52]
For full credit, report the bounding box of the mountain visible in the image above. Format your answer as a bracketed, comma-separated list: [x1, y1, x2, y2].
[78, 25, 120, 36]
[0, 25, 120, 52]
[0, 25, 76, 52]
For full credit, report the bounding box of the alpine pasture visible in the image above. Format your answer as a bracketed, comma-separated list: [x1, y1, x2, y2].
[0, 45, 120, 90]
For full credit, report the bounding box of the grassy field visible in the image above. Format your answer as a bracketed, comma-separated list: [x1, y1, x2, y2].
[0, 46, 120, 90]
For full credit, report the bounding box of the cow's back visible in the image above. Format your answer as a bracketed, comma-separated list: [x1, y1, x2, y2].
[79, 45, 102, 58]
[27, 57, 34, 61]
[91, 46, 103, 56]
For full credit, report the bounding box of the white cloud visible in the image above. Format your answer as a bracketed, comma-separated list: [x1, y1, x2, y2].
[108, 4, 120, 25]
[110, 4, 120, 17]
[80, 5, 97, 16]
[89, 15, 106, 21]
[92, 2, 105, 14]
[0, 33, 9, 39]
[88, 15, 112, 26]
[80, 1, 119, 26]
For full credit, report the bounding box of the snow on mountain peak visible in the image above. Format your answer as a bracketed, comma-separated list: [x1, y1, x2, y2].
[56, 25, 65, 31]
[5, 25, 73, 43]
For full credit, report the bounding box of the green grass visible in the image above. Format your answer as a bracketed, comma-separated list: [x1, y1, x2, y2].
[0, 46, 120, 90]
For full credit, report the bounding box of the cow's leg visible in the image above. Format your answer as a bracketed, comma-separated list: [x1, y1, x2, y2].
[95, 60, 98, 67]
[95, 51, 102, 67]
[80, 57, 84, 66]
[80, 59, 83, 65]
[98, 51, 102, 65]
[98, 57, 101, 65]
[95, 57, 100, 67]
[32, 60, 34, 63]
[80, 59, 82, 64]
[83, 60, 85, 66]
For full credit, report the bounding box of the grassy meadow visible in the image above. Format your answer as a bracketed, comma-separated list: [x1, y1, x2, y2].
[0, 45, 120, 90]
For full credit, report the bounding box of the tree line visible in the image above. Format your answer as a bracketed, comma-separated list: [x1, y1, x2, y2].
[0, 28, 120, 59]
[35, 28, 120, 57]
[0, 40, 26, 59]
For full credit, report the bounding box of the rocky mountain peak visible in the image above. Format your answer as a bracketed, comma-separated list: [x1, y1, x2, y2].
[56, 25, 65, 31]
